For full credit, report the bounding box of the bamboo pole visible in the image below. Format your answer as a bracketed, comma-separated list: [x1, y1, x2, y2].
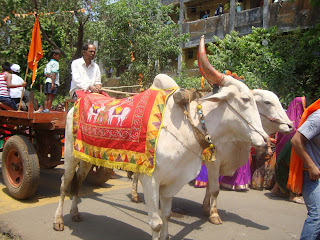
[104, 84, 141, 89]
[100, 87, 139, 96]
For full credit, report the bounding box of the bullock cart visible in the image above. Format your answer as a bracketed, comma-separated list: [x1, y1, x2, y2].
[0, 92, 112, 200]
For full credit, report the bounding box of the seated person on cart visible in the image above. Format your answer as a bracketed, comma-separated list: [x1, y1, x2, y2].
[10, 64, 29, 111]
[0, 62, 27, 110]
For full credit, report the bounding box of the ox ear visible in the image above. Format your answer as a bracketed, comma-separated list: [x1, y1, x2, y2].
[252, 91, 262, 102]
[201, 87, 234, 102]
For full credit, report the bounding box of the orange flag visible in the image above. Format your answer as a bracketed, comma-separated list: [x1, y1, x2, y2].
[27, 15, 43, 87]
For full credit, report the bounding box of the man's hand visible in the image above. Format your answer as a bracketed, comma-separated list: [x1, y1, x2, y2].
[308, 164, 320, 181]
[88, 85, 99, 93]
[51, 84, 55, 91]
[88, 84, 102, 93]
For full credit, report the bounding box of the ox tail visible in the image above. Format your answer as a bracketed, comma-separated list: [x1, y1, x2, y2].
[127, 171, 134, 180]
[69, 173, 79, 196]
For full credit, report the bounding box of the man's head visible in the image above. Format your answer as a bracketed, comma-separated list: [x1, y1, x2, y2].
[2, 62, 11, 72]
[51, 49, 61, 61]
[82, 43, 96, 63]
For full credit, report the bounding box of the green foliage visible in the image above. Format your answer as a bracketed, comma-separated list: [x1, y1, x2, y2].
[0, 0, 94, 96]
[202, 26, 320, 107]
[268, 25, 320, 106]
[309, 0, 320, 7]
[90, 0, 189, 87]
[174, 63, 208, 89]
[204, 27, 278, 90]
[32, 90, 67, 108]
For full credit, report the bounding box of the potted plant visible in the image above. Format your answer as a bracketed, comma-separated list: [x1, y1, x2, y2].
[236, 2, 242, 12]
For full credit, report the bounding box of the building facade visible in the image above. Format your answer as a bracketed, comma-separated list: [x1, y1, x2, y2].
[162, 0, 320, 74]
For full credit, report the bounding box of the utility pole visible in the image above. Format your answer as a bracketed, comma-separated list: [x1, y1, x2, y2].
[177, 0, 184, 78]
[262, 0, 270, 29]
[228, 0, 236, 33]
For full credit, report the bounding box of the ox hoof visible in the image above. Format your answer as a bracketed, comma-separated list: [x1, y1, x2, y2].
[72, 214, 83, 222]
[131, 196, 142, 203]
[53, 223, 64, 231]
[208, 216, 223, 225]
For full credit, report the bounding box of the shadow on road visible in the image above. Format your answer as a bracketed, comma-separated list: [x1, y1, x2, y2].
[63, 212, 151, 240]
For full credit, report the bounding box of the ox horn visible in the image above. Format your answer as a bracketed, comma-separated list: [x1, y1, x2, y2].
[198, 35, 225, 86]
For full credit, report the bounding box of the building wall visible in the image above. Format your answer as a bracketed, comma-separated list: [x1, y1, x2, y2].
[167, 0, 320, 73]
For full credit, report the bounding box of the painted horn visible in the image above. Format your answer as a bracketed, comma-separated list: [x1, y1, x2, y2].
[198, 35, 225, 86]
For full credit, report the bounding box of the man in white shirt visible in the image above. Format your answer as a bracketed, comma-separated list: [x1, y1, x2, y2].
[10, 64, 29, 110]
[69, 43, 101, 99]
[10, 64, 24, 103]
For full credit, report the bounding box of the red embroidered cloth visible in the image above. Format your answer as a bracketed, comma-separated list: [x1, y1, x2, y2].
[73, 87, 177, 175]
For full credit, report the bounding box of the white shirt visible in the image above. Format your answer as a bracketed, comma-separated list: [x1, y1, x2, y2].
[10, 74, 24, 98]
[69, 57, 101, 97]
[44, 59, 60, 86]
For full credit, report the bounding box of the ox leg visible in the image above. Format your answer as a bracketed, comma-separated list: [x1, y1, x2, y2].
[208, 190, 222, 224]
[131, 174, 142, 203]
[159, 195, 172, 240]
[205, 163, 223, 225]
[203, 183, 211, 217]
[53, 155, 80, 231]
[70, 160, 92, 222]
[140, 175, 162, 240]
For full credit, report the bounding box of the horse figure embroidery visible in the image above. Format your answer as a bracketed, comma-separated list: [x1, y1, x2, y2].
[107, 105, 131, 126]
[87, 104, 106, 123]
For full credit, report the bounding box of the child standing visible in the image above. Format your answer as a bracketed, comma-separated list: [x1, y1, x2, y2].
[43, 49, 60, 112]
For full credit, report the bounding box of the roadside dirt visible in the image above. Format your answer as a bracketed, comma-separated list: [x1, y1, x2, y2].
[0, 223, 21, 240]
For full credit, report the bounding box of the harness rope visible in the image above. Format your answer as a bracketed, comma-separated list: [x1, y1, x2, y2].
[259, 113, 287, 124]
[225, 101, 267, 140]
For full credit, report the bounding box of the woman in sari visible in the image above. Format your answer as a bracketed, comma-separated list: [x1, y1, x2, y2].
[270, 96, 306, 204]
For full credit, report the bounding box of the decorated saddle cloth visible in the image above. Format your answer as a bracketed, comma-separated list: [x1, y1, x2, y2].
[73, 87, 177, 175]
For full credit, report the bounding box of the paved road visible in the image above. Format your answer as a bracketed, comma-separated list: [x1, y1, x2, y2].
[0, 166, 307, 240]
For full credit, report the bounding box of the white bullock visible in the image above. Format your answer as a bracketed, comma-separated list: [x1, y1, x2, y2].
[202, 88, 293, 225]
[129, 89, 294, 206]
[53, 36, 268, 240]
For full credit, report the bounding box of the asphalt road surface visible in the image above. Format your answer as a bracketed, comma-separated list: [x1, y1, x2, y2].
[0, 165, 307, 240]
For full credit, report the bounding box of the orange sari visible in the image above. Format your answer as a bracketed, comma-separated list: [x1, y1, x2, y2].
[287, 98, 320, 194]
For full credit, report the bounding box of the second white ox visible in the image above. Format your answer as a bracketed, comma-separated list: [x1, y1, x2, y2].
[202, 88, 293, 225]
[130, 89, 294, 222]
[53, 36, 268, 240]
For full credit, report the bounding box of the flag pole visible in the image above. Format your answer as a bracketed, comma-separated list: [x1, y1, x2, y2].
[21, 13, 43, 111]
[17, 67, 28, 111]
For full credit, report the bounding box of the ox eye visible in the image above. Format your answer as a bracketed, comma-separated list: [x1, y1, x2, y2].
[264, 101, 271, 105]
[242, 97, 250, 103]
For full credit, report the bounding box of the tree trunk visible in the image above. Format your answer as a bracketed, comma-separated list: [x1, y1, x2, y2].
[74, 22, 84, 60]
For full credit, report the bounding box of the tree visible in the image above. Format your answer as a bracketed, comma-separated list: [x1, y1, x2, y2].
[0, 0, 97, 96]
[90, 0, 189, 87]
[203, 26, 320, 107]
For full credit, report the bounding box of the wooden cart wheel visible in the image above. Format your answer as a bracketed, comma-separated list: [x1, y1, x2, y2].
[2, 135, 40, 200]
[85, 165, 113, 186]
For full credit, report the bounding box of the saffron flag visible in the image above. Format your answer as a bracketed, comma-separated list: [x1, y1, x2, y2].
[27, 15, 43, 87]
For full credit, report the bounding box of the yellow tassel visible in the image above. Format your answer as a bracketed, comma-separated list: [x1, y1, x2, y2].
[201, 76, 204, 89]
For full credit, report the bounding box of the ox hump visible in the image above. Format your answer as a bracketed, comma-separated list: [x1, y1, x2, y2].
[151, 74, 179, 90]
